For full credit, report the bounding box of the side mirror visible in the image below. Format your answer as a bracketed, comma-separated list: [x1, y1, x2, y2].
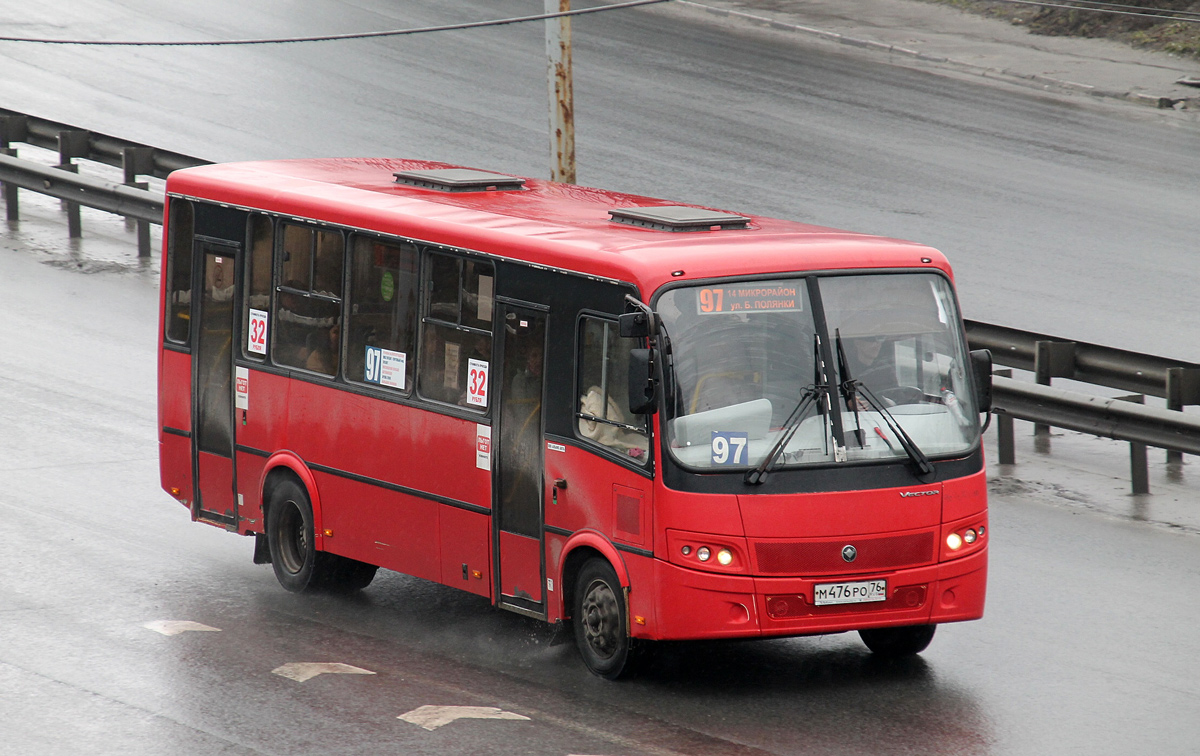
[969, 349, 993, 414]
[619, 311, 651, 338]
[628, 348, 658, 415]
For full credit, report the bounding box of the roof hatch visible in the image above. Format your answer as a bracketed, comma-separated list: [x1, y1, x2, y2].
[608, 205, 750, 232]
[393, 168, 526, 192]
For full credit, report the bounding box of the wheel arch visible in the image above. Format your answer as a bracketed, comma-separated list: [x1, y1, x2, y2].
[259, 451, 325, 551]
[558, 530, 629, 621]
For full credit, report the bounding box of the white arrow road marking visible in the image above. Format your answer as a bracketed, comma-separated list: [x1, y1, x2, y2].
[271, 662, 376, 682]
[398, 705, 531, 731]
[142, 620, 221, 636]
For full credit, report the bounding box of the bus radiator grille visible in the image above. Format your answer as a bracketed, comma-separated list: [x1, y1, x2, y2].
[753, 531, 936, 575]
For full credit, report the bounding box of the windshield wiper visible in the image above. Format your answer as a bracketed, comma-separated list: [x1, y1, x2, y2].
[834, 328, 866, 448]
[833, 328, 932, 476]
[744, 384, 826, 485]
[855, 383, 935, 476]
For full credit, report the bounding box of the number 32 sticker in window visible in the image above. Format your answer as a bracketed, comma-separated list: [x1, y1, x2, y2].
[247, 308, 269, 355]
[467, 358, 489, 407]
[711, 431, 749, 465]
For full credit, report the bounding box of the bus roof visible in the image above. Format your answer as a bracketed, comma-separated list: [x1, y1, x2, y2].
[166, 158, 950, 296]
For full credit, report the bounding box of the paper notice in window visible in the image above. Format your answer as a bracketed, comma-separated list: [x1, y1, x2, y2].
[477, 275, 494, 322]
[444, 342, 460, 390]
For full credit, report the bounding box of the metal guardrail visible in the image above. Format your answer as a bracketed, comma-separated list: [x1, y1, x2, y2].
[0, 107, 209, 179]
[966, 320, 1200, 403]
[994, 377, 1200, 455]
[0, 108, 209, 256]
[0, 108, 1195, 492]
[0, 152, 164, 223]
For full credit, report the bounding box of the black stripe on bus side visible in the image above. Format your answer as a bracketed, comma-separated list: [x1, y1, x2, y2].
[542, 524, 655, 559]
[307, 462, 492, 516]
[231, 445, 491, 516]
[163, 426, 192, 438]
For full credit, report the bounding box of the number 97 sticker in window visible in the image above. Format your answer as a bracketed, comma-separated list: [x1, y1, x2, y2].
[711, 431, 749, 465]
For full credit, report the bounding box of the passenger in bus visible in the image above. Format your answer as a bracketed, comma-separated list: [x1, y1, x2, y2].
[509, 347, 543, 403]
[305, 323, 340, 376]
[579, 385, 649, 458]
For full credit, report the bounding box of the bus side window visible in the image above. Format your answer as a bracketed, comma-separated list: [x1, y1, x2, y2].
[418, 252, 494, 409]
[242, 214, 273, 359]
[576, 317, 649, 463]
[346, 236, 418, 392]
[164, 198, 194, 344]
[272, 223, 344, 376]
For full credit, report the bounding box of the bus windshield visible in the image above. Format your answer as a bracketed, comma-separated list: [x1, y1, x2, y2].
[657, 273, 979, 471]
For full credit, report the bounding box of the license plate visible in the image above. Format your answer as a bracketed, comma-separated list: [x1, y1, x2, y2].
[814, 579, 887, 606]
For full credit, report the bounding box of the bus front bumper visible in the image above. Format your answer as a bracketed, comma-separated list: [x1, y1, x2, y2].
[645, 547, 986, 641]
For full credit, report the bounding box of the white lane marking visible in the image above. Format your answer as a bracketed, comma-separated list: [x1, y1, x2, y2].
[143, 620, 221, 636]
[398, 705, 531, 731]
[271, 662, 376, 682]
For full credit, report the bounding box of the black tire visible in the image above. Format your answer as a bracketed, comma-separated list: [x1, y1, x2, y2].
[322, 554, 378, 593]
[859, 624, 937, 657]
[573, 559, 636, 679]
[265, 479, 377, 594]
[266, 478, 322, 593]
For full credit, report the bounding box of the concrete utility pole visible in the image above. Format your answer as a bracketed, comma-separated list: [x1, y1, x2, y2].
[545, 0, 576, 184]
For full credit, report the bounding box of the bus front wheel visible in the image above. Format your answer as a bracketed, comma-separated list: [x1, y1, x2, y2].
[858, 624, 936, 657]
[573, 559, 637, 679]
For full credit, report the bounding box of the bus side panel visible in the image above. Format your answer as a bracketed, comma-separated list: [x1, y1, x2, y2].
[543, 445, 653, 544]
[315, 472, 441, 584]
[235, 449, 267, 533]
[283, 384, 491, 516]
[234, 367, 293, 529]
[440, 506, 492, 599]
[159, 349, 193, 508]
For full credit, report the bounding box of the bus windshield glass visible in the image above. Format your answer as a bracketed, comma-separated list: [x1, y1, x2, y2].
[658, 273, 979, 471]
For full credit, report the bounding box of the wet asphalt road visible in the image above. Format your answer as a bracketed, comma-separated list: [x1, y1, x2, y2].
[2, 2, 1200, 754]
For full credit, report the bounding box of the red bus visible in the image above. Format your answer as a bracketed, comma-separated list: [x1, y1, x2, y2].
[158, 159, 991, 678]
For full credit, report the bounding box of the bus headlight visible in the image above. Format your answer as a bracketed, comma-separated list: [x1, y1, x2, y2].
[963, 529, 977, 544]
[697, 547, 711, 562]
[717, 549, 733, 566]
[946, 532, 963, 550]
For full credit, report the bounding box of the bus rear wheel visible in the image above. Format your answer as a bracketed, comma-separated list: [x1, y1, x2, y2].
[573, 559, 636, 679]
[265, 478, 377, 593]
[859, 624, 936, 657]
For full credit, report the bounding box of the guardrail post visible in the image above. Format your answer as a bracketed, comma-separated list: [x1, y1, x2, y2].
[1034, 340, 1076, 443]
[1, 147, 16, 221]
[1165, 368, 1200, 464]
[1117, 394, 1149, 494]
[58, 130, 90, 238]
[123, 147, 155, 257]
[0, 115, 27, 217]
[994, 369, 1015, 464]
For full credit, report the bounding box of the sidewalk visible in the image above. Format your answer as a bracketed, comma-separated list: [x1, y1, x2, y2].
[671, 0, 1200, 109]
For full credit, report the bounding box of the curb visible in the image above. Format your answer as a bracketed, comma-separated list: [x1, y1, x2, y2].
[674, 0, 1198, 110]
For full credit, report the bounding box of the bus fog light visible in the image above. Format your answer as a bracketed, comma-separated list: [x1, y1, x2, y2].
[964, 529, 977, 544]
[717, 549, 733, 566]
[946, 532, 963, 550]
[697, 547, 711, 562]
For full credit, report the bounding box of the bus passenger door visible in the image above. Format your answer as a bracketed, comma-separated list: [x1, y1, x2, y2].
[192, 243, 239, 528]
[493, 304, 548, 617]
